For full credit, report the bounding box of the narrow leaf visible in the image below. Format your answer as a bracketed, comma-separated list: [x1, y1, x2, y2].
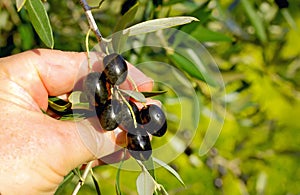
[141, 157, 156, 180]
[141, 91, 167, 98]
[16, 0, 27, 11]
[91, 170, 101, 195]
[113, 2, 139, 53]
[68, 91, 82, 105]
[119, 89, 147, 103]
[136, 170, 156, 195]
[190, 25, 232, 42]
[169, 53, 205, 81]
[114, 2, 139, 33]
[153, 157, 185, 186]
[25, 0, 54, 48]
[240, 0, 267, 43]
[54, 171, 75, 195]
[115, 160, 125, 195]
[124, 16, 199, 36]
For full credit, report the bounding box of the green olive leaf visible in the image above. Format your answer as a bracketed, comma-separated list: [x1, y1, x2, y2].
[112, 2, 139, 53]
[16, 0, 27, 11]
[141, 90, 167, 98]
[90, 169, 101, 195]
[240, 0, 267, 44]
[114, 2, 139, 33]
[25, 0, 54, 48]
[119, 89, 147, 103]
[123, 16, 199, 36]
[136, 169, 156, 195]
[152, 157, 185, 187]
[54, 171, 75, 195]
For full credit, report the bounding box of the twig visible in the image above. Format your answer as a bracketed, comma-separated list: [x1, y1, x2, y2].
[79, 0, 103, 43]
[72, 161, 94, 195]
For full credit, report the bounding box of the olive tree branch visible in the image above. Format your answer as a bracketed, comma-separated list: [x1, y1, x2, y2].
[79, 0, 104, 43]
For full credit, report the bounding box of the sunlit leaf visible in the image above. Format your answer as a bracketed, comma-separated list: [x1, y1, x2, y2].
[16, 0, 27, 11]
[136, 169, 156, 195]
[119, 89, 147, 103]
[25, 0, 54, 48]
[153, 157, 185, 186]
[124, 16, 199, 36]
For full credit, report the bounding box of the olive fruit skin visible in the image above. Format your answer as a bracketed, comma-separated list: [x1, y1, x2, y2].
[127, 131, 152, 161]
[103, 53, 128, 85]
[140, 104, 167, 137]
[98, 100, 119, 131]
[82, 72, 108, 106]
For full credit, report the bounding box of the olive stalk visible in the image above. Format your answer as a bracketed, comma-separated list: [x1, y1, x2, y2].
[72, 161, 94, 195]
[79, 0, 104, 43]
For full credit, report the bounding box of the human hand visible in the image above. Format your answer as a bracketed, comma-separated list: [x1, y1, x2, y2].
[0, 49, 153, 194]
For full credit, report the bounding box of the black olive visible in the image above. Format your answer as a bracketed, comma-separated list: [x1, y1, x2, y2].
[98, 100, 119, 130]
[82, 72, 108, 106]
[127, 131, 152, 161]
[103, 53, 128, 85]
[140, 104, 167, 137]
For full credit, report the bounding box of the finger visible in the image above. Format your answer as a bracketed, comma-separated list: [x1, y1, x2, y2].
[0, 49, 153, 111]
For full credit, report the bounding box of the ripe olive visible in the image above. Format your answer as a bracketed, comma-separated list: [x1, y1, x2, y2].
[82, 72, 108, 106]
[98, 100, 119, 131]
[127, 131, 152, 161]
[103, 53, 128, 85]
[140, 104, 167, 137]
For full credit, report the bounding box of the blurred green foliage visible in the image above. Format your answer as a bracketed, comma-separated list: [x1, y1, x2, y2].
[1, 0, 300, 194]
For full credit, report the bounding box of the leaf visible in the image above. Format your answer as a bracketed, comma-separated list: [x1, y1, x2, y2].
[190, 25, 232, 42]
[48, 97, 72, 113]
[54, 171, 75, 195]
[25, 0, 54, 48]
[153, 157, 185, 186]
[169, 53, 205, 81]
[119, 89, 147, 103]
[141, 157, 156, 180]
[115, 160, 125, 195]
[123, 16, 199, 36]
[68, 91, 82, 105]
[91, 170, 101, 195]
[141, 90, 167, 98]
[168, 49, 217, 86]
[136, 169, 156, 195]
[240, 0, 267, 43]
[16, 0, 27, 11]
[112, 2, 139, 53]
[114, 2, 139, 33]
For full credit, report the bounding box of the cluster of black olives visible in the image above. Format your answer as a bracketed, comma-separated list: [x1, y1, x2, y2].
[82, 53, 167, 161]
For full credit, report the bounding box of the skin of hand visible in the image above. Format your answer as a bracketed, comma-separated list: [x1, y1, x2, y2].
[0, 49, 153, 194]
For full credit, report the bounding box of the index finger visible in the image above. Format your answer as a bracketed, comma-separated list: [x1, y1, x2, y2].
[1, 49, 153, 110]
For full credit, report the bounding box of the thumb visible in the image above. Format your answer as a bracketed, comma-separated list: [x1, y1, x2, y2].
[55, 118, 127, 171]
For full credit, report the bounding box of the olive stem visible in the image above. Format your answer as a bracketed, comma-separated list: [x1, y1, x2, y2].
[136, 160, 162, 191]
[79, 0, 103, 43]
[85, 28, 92, 71]
[117, 89, 138, 128]
[127, 75, 138, 91]
[72, 161, 94, 195]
